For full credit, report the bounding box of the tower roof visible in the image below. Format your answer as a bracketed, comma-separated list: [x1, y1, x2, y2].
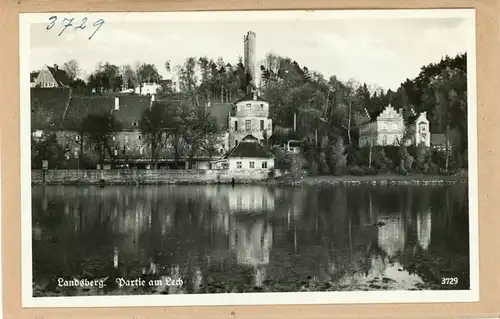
[235, 92, 267, 103]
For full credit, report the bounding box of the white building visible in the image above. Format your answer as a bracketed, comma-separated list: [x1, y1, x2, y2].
[228, 91, 273, 149]
[134, 82, 161, 95]
[358, 104, 431, 147]
[216, 134, 275, 171]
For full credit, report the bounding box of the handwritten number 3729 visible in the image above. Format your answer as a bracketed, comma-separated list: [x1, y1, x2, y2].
[46, 16, 105, 40]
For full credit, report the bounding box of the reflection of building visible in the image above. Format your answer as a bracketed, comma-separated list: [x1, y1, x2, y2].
[359, 105, 430, 147]
[229, 218, 273, 267]
[228, 186, 275, 213]
[377, 216, 405, 258]
[417, 209, 432, 250]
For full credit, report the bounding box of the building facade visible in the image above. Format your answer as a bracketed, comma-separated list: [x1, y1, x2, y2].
[228, 91, 273, 149]
[134, 82, 161, 95]
[358, 105, 430, 147]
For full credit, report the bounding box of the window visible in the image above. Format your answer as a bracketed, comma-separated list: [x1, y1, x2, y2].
[114, 149, 118, 156]
[268, 123, 271, 130]
[260, 120, 264, 131]
[250, 161, 255, 168]
[382, 135, 388, 146]
[220, 149, 224, 154]
[112, 136, 116, 141]
[237, 161, 242, 169]
[260, 104, 264, 110]
[235, 121, 238, 131]
[246, 103, 251, 110]
[138, 135, 141, 140]
[235, 140, 238, 146]
[133, 121, 138, 126]
[262, 161, 267, 168]
[139, 147, 144, 155]
[245, 120, 251, 131]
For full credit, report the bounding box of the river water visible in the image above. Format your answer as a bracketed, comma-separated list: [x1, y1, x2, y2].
[31, 183, 470, 296]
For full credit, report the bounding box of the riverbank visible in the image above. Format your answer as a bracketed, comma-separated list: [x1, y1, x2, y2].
[275, 173, 468, 186]
[31, 169, 468, 186]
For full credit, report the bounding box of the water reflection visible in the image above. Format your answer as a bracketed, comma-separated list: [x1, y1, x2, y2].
[32, 183, 470, 296]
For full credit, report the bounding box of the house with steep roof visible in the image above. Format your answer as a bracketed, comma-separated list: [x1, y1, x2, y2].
[32, 64, 72, 88]
[212, 134, 274, 171]
[358, 104, 430, 147]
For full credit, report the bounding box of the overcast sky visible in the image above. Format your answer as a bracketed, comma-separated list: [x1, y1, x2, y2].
[29, 12, 470, 91]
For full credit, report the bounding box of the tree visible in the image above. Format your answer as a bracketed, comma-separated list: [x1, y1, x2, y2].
[136, 63, 162, 84]
[327, 137, 347, 175]
[81, 114, 121, 167]
[88, 62, 123, 93]
[120, 64, 137, 89]
[425, 66, 467, 171]
[183, 108, 221, 168]
[62, 59, 81, 81]
[415, 143, 430, 173]
[31, 133, 66, 169]
[139, 102, 170, 169]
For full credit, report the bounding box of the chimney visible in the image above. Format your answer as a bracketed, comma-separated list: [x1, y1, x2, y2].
[252, 90, 257, 101]
[53, 64, 58, 71]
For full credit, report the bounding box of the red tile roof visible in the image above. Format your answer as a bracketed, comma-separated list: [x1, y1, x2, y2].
[31, 88, 72, 130]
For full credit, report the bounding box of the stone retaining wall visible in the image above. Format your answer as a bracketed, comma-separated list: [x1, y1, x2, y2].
[31, 169, 272, 185]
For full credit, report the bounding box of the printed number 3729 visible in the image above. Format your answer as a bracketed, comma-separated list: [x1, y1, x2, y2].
[441, 277, 458, 285]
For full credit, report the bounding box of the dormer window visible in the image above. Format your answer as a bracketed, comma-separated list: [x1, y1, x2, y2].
[133, 121, 138, 126]
[246, 103, 251, 110]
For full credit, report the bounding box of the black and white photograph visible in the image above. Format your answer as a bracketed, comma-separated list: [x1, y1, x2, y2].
[20, 9, 478, 307]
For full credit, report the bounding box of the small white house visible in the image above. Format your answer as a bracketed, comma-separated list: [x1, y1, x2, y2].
[213, 134, 275, 171]
[135, 82, 161, 96]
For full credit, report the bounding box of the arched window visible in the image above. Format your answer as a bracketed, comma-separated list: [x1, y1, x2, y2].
[382, 135, 388, 146]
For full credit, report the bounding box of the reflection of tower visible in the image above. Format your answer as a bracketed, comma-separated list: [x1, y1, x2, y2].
[417, 209, 432, 250]
[230, 219, 273, 266]
[377, 217, 405, 258]
[244, 31, 256, 89]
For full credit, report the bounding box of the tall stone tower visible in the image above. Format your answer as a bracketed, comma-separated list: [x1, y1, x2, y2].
[244, 31, 256, 90]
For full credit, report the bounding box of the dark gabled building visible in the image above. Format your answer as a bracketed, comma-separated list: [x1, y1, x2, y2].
[32, 64, 72, 88]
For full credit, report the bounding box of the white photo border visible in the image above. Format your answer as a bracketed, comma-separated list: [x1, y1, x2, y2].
[20, 8, 479, 308]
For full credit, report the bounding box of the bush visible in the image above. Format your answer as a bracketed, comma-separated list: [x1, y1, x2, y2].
[395, 164, 409, 176]
[327, 138, 347, 175]
[364, 167, 378, 175]
[399, 147, 414, 171]
[348, 166, 365, 176]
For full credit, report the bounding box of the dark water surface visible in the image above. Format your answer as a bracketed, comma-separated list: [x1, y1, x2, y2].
[31, 184, 470, 296]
